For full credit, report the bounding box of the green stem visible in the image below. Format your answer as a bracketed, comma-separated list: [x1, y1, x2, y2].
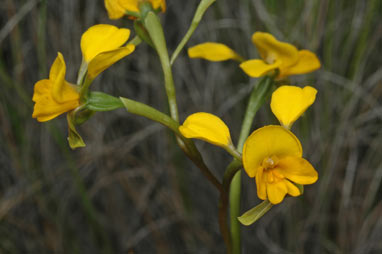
[218, 159, 242, 254]
[120, 97, 222, 192]
[170, 0, 216, 65]
[229, 76, 275, 254]
[144, 12, 179, 122]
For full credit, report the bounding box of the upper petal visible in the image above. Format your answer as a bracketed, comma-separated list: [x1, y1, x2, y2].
[104, 0, 139, 19]
[280, 50, 321, 77]
[87, 44, 135, 79]
[188, 42, 242, 62]
[179, 112, 232, 148]
[81, 24, 130, 62]
[271, 85, 317, 128]
[275, 156, 318, 185]
[49, 53, 66, 103]
[243, 125, 302, 178]
[252, 32, 299, 69]
[239, 59, 280, 77]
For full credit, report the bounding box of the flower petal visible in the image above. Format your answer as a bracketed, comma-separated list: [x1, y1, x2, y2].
[256, 167, 267, 200]
[285, 180, 301, 197]
[49, 52, 68, 103]
[179, 112, 232, 148]
[87, 44, 135, 79]
[271, 85, 317, 128]
[280, 50, 321, 77]
[32, 80, 79, 122]
[150, 0, 166, 12]
[275, 156, 318, 185]
[104, 0, 135, 19]
[81, 24, 130, 63]
[252, 32, 299, 69]
[188, 42, 242, 62]
[266, 180, 288, 204]
[239, 59, 280, 77]
[243, 125, 302, 178]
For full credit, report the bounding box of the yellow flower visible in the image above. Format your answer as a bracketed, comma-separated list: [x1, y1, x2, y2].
[104, 0, 166, 19]
[240, 32, 321, 78]
[243, 125, 318, 204]
[271, 86, 317, 129]
[32, 53, 80, 122]
[188, 42, 243, 62]
[188, 32, 320, 78]
[81, 24, 135, 80]
[179, 112, 233, 148]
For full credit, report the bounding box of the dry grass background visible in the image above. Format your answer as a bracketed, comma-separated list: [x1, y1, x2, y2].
[0, 0, 381, 253]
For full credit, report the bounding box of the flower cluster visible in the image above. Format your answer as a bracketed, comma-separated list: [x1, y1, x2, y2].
[181, 33, 320, 205]
[32, 24, 135, 122]
[31, 0, 320, 232]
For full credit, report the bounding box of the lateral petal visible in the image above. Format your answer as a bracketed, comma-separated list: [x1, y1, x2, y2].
[239, 59, 280, 77]
[87, 44, 135, 79]
[280, 50, 321, 77]
[276, 156, 318, 185]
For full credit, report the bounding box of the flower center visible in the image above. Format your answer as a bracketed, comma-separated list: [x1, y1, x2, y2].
[265, 53, 277, 64]
[262, 155, 280, 170]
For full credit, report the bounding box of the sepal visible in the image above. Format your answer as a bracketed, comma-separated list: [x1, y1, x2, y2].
[67, 112, 86, 149]
[87, 91, 124, 112]
[237, 200, 273, 226]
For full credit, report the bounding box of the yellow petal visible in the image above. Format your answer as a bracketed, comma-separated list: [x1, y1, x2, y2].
[104, 0, 165, 19]
[49, 52, 67, 103]
[81, 24, 130, 63]
[104, 0, 139, 19]
[275, 156, 318, 185]
[243, 125, 302, 178]
[32, 80, 79, 122]
[87, 44, 135, 79]
[179, 112, 232, 148]
[150, 0, 166, 12]
[280, 50, 321, 77]
[239, 59, 280, 77]
[188, 42, 242, 62]
[271, 85, 317, 128]
[256, 167, 267, 200]
[285, 180, 301, 197]
[252, 32, 299, 69]
[266, 180, 288, 204]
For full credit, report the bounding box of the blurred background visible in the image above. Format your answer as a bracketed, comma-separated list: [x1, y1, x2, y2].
[0, 0, 381, 253]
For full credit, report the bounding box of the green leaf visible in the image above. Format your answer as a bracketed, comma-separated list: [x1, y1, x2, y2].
[67, 113, 86, 149]
[170, 0, 216, 65]
[237, 200, 273, 226]
[87, 91, 124, 112]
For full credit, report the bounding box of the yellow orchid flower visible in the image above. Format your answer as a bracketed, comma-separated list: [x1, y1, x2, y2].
[80, 24, 135, 80]
[179, 112, 233, 148]
[188, 32, 320, 79]
[32, 53, 80, 122]
[271, 85, 317, 129]
[243, 125, 318, 204]
[240, 32, 321, 78]
[104, 0, 166, 19]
